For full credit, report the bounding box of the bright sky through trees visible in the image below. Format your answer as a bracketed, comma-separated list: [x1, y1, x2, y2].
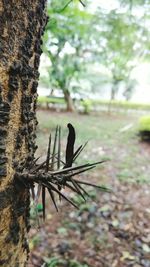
[40, 0, 150, 102]
[89, 0, 150, 103]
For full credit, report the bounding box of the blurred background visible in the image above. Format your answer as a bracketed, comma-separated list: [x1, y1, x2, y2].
[28, 1, 150, 266]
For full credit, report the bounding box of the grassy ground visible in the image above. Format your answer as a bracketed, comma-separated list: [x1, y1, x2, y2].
[28, 109, 150, 267]
[37, 96, 150, 111]
[36, 109, 150, 184]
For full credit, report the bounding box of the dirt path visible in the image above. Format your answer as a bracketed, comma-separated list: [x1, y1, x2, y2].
[28, 173, 150, 267]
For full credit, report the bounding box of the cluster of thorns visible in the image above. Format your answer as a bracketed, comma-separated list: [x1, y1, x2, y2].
[20, 123, 110, 220]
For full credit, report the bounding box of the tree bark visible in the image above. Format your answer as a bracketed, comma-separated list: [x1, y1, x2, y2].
[0, 1, 47, 266]
[64, 89, 75, 112]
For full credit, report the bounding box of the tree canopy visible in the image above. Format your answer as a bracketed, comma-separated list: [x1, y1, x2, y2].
[40, 0, 150, 105]
[41, 0, 93, 110]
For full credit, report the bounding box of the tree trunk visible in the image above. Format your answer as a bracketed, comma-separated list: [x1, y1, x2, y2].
[110, 86, 116, 101]
[108, 82, 118, 113]
[64, 90, 75, 112]
[0, 1, 47, 266]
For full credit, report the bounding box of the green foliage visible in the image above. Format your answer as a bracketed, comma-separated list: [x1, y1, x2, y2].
[138, 115, 150, 141]
[96, 14, 138, 97]
[91, 100, 150, 111]
[139, 115, 150, 132]
[57, 227, 68, 235]
[123, 78, 138, 101]
[30, 234, 41, 249]
[91, 2, 150, 100]
[117, 169, 133, 181]
[39, 74, 51, 88]
[44, 256, 89, 267]
[42, 0, 92, 107]
[81, 99, 92, 114]
[40, 0, 150, 104]
[68, 260, 89, 267]
[44, 256, 65, 267]
[38, 96, 65, 104]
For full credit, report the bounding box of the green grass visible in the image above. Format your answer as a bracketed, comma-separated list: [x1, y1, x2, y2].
[36, 110, 150, 184]
[91, 99, 150, 110]
[139, 115, 150, 131]
[38, 96, 65, 104]
[37, 96, 150, 111]
[43, 257, 89, 267]
[138, 115, 150, 141]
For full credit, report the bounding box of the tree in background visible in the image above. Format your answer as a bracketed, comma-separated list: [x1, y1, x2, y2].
[40, 0, 150, 109]
[123, 78, 138, 101]
[93, 7, 148, 101]
[42, 0, 92, 111]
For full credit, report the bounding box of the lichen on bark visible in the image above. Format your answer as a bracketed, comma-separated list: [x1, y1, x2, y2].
[0, 0, 48, 266]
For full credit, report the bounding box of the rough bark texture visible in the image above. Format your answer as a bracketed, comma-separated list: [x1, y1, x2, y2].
[0, 1, 47, 266]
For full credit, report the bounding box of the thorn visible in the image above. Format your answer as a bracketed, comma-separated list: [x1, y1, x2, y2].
[50, 163, 93, 175]
[65, 182, 80, 194]
[35, 184, 42, 203]
[46, 133, 51, 172]
[57, 126, 62, 200]
[32, 157, 41, 166]
[31, 160, 46, 173]
[57, 126, 61, 169]
[42, 186, 46, 220]
[73, 141, 88, 162]
[65, 166, 95, 178]
[51, 126, 58, 170]
[63, 144, 83, 169]
[47, 188, 58, 212]
[74, 179, 111, 192]
[43, 182, 79, 209]
[54, 156, 65, 166]
[70, 178, 86, 201]
[31, 186, 35, 200]
[75, 182, 90, 197]
[65, 123, 75, 168]
[72, 145, 82, 161]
